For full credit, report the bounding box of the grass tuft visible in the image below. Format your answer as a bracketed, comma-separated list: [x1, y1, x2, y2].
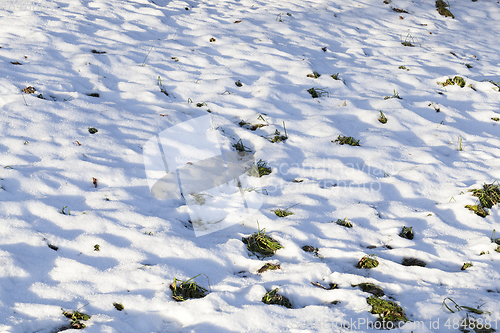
[63, 309, 90, 329]
[335, 135, 360, 146]
[269, 121, 288, 143]
[436, 0, 454, 18]
[274, 208, 294, 217]
[170, 274, 208, 302]
[378, 110, 388, 124]
[113, 303, 124, 311]
[307, 87, 329, 98]
[306, 71, 321, 78]
[438, 76, 466, 88]
[384, 89, 402, 99]
[242, 228, 283, 257]
[399, 226, 414, 240]
[262, 288, 292, 308]
[335, 217, 352, 228]
[232, 139, 252, 152]
[461, 262, 473, 271]
[465, 182, 500, 217]
[367, 296, 408, 323]
[248, 159, 272, 178]
[357, 255, 379, 269]
[257, 263, 281, 273]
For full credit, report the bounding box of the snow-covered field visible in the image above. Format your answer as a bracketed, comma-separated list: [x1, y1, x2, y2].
[1, 0, 500, 332]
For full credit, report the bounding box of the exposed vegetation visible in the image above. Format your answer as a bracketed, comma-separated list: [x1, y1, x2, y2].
[367, 296, 409, 323]
[357, 255, 379, 269]
[242, 228, 283, 257]
[262, 288, 292, 308]
[334, 135, 360, 146]
[170, 275, 208, 301]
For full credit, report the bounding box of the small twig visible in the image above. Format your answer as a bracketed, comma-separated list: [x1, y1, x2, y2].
[16, 83, 28, 106]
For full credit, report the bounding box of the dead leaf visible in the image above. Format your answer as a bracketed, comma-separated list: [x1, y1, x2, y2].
[92, 177, 98, 188]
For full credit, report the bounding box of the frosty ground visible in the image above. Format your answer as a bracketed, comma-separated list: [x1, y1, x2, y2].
[1, 0, 500, 332]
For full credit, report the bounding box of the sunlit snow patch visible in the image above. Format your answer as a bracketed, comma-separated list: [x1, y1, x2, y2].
[144, 115, 263, 236]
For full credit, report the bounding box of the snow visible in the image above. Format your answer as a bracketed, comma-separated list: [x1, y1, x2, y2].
[1, 0, 500, 332]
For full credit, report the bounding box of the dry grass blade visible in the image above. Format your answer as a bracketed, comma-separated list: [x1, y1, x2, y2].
[257, 263, 280, 273]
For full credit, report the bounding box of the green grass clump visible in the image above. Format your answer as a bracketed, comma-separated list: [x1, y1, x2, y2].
[384, 89, 402, 99]
[436, 0, 454, 19]
[465, 204, 488, 217]
[113, 303, 124, 311]
[63, 310, 90, 329]
[331, 73, 341, 80]
[262, 288, 292, 308]
[232, 139, 252, 152]
[461, 262, 473, 270]
[335, 217, 352, 228]
[402, 258, 426, 267]
[492, 117, 499, 121]
[399, 226, 414, 240]
[239, 120, 267, 131]
[378, 110, 388, 124]
[268, 121, 288, 143]
[469, 182, 500, 209]
[398, 65, 409, 71]
[257, 263, 281, 273]
[466, 182, 500, 217]
[357, 255, 379, 269]
[248, 159, 272, 177]
[307, 87, 329, 98]
[274, 208, 294, 217]
[306, 71, 321, 78]
[438, 76, 466, 88]
[88, 127, 98, 134]
[367, 296, 408, 323]
[242, 228, 283, 257]
[170, 274, 208, 302]
[354, 283, 385, 297]
[335, 135, 360, 146]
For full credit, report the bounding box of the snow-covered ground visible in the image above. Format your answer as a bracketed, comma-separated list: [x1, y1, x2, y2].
[1, 0, 500, 332]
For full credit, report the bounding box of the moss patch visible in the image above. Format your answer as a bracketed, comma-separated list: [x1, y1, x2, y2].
[367, 296, 408, 323]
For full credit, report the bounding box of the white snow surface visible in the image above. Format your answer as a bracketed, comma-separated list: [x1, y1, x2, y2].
[1, 0, 500, 332]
